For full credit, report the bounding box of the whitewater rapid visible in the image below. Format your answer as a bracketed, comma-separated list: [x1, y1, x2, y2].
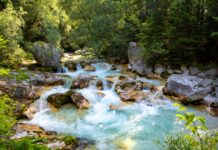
[26, 62, 218, 150]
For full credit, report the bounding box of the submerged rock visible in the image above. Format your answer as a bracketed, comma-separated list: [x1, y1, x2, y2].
[128, 42, 152, 75]
[163, 74, 213, 103]
[32, 42, 61, 68]
[71, 92, 90, 109]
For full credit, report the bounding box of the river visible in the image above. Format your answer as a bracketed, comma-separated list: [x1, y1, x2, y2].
[25, 62, 218, 150]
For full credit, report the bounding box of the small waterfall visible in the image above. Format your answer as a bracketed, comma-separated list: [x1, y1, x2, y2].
[62, 67, 69, 73]
[57, 66, 68, 73]
[76, 63, 83, 70]
[111, 76, 119, 91]
[63, 77, 73, 89]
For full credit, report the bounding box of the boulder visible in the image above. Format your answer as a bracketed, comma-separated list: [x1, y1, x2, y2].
[111, 65, 117, 70]
[106, 76, 116, 83]
[190, 66, 200, 75]
[107, 57, 119, 64]
[64, 60, 77, 71]
[32, 42, 61, 68]
[146, 72, 161, 79]
[214, 79, 218, 87]
[47, 91, 72, 108]
[15, 84, 40, 100]
[96, 80, 104, 90]
[127, 42, 152, 75]
[120, 90, 148, 102]
[115, 79, 148, 102]
[154, 65, 165, 75]
[115, 79, 143, 92]
[163, 74, 213, 103]
[24, 103, 39, 119]
[0, 81, 41, 102]
[202, 95, 217, 106]
[181, 65, 189, 75]
[71, 92, 90, 109]
[71, 75, 92, 89]
[13, 123, 44, 133]
[84, 65, 96, 72]
[216, 87, 218, 98]
[47, 91, 90, 109]
[197, 68, 218, 79]
[47, 141, 66, 149]
[30, 73, 64, 86]
[209, 101, 218, 116]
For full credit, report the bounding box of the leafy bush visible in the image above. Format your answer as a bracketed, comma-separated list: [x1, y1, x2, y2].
[0, 68, 29, 82]
[0, 138, 49, 150]
[0, 94, 16, 136]
[0, 3, 26, 67]
[164, 104, 218, 150]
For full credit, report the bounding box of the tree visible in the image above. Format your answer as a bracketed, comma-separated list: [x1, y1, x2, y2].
[0, 3, 25, 67]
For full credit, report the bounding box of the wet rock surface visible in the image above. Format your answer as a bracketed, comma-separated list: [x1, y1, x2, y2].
[47, 91, 72, 108]
[64, 60, 77, 71]
[71, 75, 92, 89]
[71, 92, 90, 109]
[128, 42, 152, 75]
[163, 74, 213, 102]
[115, 78, 150, 102]
[47, 90, 90, 109]
[11, 123, 95, 150]
[96, 80, 104, 90]
[32, 42, 61, 68]
[84, 65, 96, 72]
[0, 81, 40, 101]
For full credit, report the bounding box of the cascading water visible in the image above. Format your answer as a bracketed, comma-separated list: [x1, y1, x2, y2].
[27, 62, 218, 150]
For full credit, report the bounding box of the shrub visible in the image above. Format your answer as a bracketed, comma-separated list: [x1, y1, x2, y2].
[164, 104, 218, 150]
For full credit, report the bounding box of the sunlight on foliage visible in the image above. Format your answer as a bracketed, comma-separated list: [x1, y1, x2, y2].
[164, 103, 218, 150]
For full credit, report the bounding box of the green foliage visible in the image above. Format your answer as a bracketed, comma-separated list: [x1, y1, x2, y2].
[0, 3, 26, 67]
[0, 138, 49, 150]
[0, 0, 218, 66]
[164, 104, 218, 150]
[0, 94, 16, 136]
[0, 68, 29, 82]
[21, 0, 66, 45]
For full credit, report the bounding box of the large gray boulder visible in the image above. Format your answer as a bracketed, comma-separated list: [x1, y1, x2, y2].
[127, 42, 152, 75]
[163, 74, 213, 102]
[32, 42, 62, 68]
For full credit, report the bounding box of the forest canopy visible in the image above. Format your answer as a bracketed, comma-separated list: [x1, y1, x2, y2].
[0, 0, 217, 67]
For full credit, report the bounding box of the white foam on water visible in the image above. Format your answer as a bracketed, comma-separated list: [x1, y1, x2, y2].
[26, 62, 218, 150]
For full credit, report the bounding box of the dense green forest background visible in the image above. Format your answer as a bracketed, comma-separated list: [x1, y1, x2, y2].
[0, 0, 218, 67]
